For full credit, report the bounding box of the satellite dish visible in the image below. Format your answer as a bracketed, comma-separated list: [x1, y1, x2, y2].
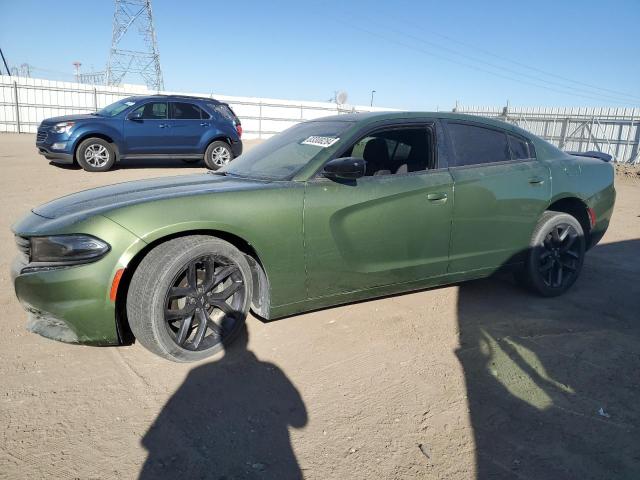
[336, 91, 348, 105]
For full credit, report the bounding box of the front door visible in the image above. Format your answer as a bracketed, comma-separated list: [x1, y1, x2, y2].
[445, 121, 551, 273]
[123, 101, 173, 154]
[304, 123, 454, 298]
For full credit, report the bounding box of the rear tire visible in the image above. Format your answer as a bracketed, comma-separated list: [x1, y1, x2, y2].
[520, 211, 586, 297]
[126, 236, 253, 362]
[204, 140, 234, 170]
[76, 137, 116, 172]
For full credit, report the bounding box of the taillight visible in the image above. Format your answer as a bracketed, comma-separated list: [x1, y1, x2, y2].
[235, 123, 243, 138]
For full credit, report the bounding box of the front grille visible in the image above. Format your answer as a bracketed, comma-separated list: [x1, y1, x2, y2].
[36, 128, 48, 142]
[15, 236, 31, 261]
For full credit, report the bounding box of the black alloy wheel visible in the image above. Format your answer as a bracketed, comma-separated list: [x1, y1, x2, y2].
[537, 223, 581, 289]
[164, 255, 245, 351]
[522, 211, 586, 297]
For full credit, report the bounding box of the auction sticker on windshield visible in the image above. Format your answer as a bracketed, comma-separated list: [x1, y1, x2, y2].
[301, 136, 340, 148]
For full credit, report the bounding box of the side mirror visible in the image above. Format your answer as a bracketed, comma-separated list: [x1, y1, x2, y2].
[127, 111, 143, 121]
[323, 157, 366, 180]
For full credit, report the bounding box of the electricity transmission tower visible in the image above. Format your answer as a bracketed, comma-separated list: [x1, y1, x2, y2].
[106, 0, 164, 90]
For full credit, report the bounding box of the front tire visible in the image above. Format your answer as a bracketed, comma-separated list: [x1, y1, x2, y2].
[521, 211, 586, 297]
[204, 140, 234, 170]
[76, 138, 116, 172]
[126, 236, 253, 362]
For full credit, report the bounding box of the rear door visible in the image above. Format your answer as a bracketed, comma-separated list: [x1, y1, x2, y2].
[123, 101, 173, 154]
[445, 121, 550, 272]
[304, 121, 454, 297]
[169, 101, 209, 154]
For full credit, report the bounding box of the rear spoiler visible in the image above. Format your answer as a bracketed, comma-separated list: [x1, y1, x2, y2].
[565, 151, 612, 162]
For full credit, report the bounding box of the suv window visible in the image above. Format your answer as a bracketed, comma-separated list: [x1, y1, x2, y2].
[508, 133, 534, 160]
[343, 127, 433, 176]
[171, 102, 204, 120]
[209, 104, 239, 124]
[132, 102, 168, 120]
[448, 123, 510, 166]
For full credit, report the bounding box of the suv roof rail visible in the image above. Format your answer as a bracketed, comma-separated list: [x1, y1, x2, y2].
[150, 94, 221, 103]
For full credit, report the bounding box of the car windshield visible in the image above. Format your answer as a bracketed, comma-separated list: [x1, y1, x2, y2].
[96, 98, 138, 117]
[221, 120, 353, 180]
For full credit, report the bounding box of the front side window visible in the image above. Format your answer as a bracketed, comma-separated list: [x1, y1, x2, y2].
[171, 102, 204, 120]
[342, 127, 433, 176]
[132, 102, 168, 120]
[448, 123, 510, 167]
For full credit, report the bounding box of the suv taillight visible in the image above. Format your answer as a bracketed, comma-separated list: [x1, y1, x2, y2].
[236, 123, 243, 138]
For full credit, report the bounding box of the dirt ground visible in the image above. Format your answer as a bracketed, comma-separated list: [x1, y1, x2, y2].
[0, 133, 638, 480]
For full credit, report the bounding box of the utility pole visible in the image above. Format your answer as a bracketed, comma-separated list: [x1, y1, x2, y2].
[370, 90, 376, 107]
[106, 0, 164, 90]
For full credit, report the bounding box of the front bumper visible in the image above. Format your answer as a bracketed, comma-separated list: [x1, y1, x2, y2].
[11, 213, 145, 346]
[36, 126, 75, 164]
[37, 147, 74, 164]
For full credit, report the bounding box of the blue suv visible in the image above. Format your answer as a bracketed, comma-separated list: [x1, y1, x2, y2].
[36, 95, 243, 172]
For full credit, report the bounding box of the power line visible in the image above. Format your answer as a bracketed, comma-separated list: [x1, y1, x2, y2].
[385, 25, 640, 105]
[408, 24, 640, 103]
[339, 19, 640, 106]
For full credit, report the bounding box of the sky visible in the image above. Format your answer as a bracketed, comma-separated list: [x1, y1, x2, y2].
[1, 0, 639, 110]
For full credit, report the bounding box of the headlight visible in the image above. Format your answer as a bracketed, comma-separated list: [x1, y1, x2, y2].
[27, 235, 110, 266]
[52, 121, 75, 134]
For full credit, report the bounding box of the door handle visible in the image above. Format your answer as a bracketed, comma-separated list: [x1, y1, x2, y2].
[159, 123, 170, 128]
[427, 192, 448, 202]
[529, 176, 545, 185]
[200, 122, 210, 127]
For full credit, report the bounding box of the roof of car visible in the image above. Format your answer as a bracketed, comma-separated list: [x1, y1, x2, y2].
[317, 111, 516, 130]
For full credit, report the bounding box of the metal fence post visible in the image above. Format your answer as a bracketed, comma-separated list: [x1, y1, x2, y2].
[93, 88, 98, 112]
[559, 118, 569, 149]
[13, 81, 21, 133]
[258, 102, 263, 139]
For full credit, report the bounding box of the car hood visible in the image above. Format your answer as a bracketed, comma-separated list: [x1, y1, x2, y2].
[32, 173, 271, 222]
[40, 114, 100, 126]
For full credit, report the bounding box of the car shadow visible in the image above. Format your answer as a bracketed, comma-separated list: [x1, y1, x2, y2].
[48, 159, 205, 170]
[114, 158, 205, 170]
[139, 323, 307, 480]
[456, 239, 640, 479]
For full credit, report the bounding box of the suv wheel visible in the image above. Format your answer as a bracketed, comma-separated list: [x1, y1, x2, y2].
[204, 140, 234, 170]
[76, 138, 116, 172]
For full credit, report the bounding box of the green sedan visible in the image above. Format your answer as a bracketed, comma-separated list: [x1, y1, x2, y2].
[11, 112, 615, 362]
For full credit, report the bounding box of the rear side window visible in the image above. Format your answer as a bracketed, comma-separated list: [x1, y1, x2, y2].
[132, 102, 167, 119]
[508, 134, 534, 160]
[448, 123, 510, 166]
[210, 104, 239, 124]
[171, 102, 204, 120]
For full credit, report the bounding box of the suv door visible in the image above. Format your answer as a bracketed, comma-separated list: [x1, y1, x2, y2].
[445, 121, 551, 273]
[304, 122, 454, 297]
[169, 102, 209, 154]
[123, 101, 172, 154]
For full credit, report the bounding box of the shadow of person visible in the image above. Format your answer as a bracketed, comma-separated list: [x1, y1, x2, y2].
[456, 239, 640, 479]
[139, 324, 307, 479]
